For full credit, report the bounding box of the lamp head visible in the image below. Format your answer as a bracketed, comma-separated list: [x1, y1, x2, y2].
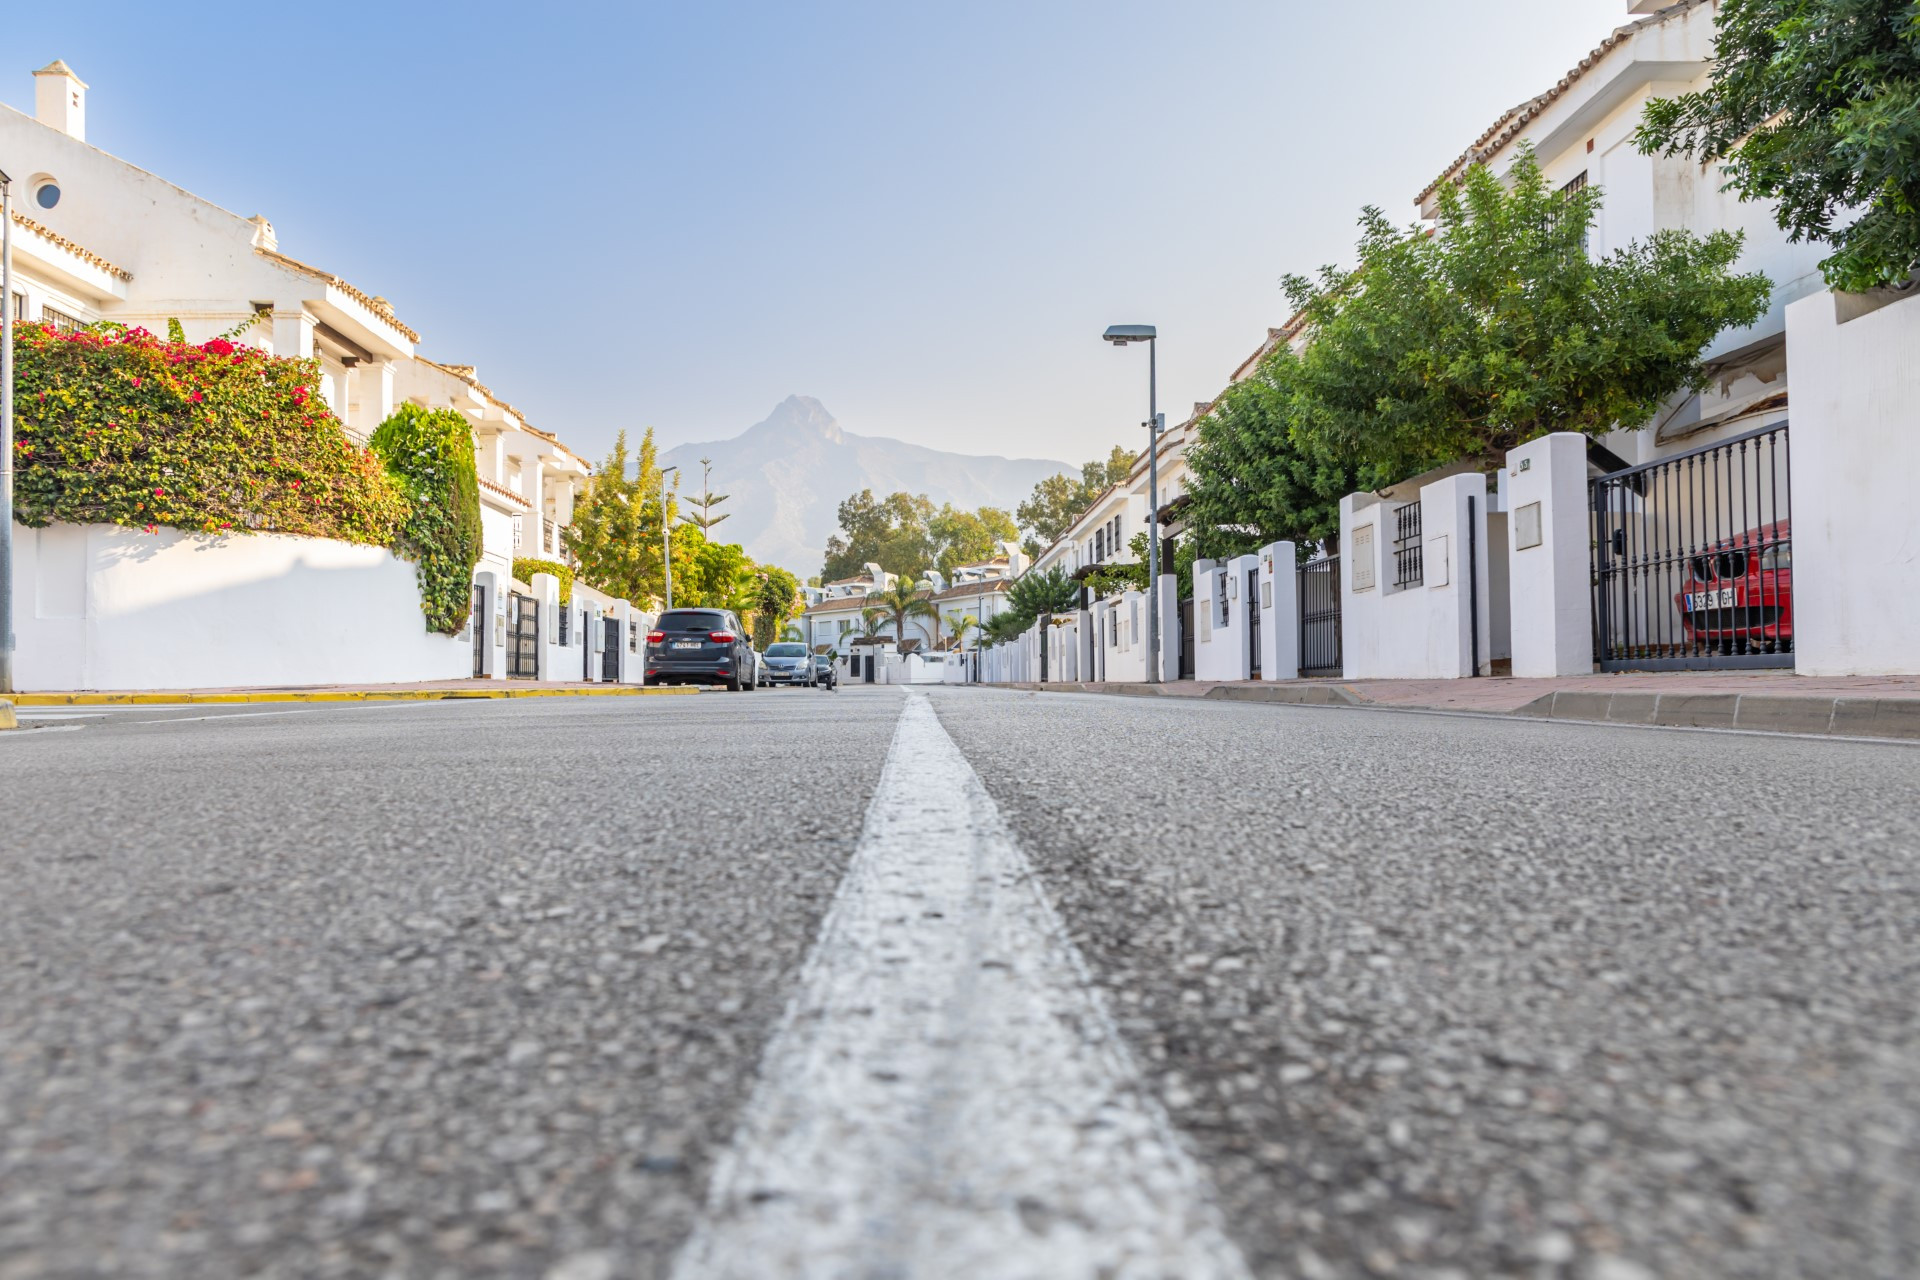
[1102, 324, 1156, 346]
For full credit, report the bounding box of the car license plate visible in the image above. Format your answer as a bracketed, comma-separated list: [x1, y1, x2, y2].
[1685, 587, 1738, 611]
[673, 640, 701, 650]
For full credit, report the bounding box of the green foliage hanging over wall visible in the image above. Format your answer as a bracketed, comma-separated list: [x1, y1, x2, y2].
[11, 324, 407, 544]
[512, 557, 574, 604]
[369, 403, 484, 635]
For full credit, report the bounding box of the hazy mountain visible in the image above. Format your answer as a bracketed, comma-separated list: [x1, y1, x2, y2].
[661, 396, 1072, 577]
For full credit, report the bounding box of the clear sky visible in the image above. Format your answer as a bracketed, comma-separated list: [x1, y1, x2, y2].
[4, 1, 1630, 467]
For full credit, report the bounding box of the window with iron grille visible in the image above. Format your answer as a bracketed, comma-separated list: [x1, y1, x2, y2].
[41, 305, 83, 334]
[629, 620, 638, 653]
[1095, 528, 1105, 561]
[1558, 172, 1591, 254]
[1218, 576, 1229, 626]
[1392, 502, 1424, 587]
[558, 602, 571, 645]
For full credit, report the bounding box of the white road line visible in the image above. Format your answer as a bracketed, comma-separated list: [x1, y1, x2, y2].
[132, 708, 316, 724]
[671, 693, 1252, 1280]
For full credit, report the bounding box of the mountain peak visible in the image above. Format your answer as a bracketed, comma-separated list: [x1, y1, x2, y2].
[752, 395, 844, 444]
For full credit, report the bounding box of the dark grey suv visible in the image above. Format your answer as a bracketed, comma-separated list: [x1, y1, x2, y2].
[645, 609, 757, 691]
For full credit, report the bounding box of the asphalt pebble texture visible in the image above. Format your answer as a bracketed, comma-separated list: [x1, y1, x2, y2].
[928, 688, 1920, 1280]
[0, 690, 896, 1280]
[5, 686, 1919, 1279]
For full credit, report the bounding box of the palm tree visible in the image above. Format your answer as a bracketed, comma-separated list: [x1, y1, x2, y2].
[943, 611, 979, 651]
[868, 578, 939, 654]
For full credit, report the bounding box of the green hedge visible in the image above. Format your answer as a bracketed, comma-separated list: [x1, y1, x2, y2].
[369, 404, 484, 635]
[512, 557, 574, 604]
[12, 323, 406, 543]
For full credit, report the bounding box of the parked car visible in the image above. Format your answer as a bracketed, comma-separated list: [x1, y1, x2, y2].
[812, 652, 837, 690]
[761, 642, 814, 688]
[754, 650, 771, 687]
[1675, 520, 1792, 654]
[645, 609, 757, 691]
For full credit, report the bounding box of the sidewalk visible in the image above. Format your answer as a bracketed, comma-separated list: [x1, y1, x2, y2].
[0, 680, 702, 707]
[999, 671, 1920, 741]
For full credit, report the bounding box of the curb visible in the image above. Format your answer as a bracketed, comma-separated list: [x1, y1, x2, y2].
[0, 701, 15, 731]
[1510, 690, 1920, 741]
[993, 681, 1920, 741]
[4, 686, 703, 707]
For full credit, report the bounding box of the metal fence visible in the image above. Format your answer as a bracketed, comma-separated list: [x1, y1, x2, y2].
[1298, 555, 1342, 677]
[507, 592, 540, 678]
[1392, 502, 1424, 588]
[1591, 422, 1792, 671]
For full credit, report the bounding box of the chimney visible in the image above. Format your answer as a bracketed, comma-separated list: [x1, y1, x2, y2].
[248, 215, 278, 251]
[33, 60, 86, 141]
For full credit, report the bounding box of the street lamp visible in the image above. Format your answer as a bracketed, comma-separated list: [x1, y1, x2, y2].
[1103, 324, 1161, 683]
[1, 167, 14, 694]
[660, 465, 679, 610]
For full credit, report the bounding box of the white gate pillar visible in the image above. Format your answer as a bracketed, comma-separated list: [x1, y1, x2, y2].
[1505, 432, 1591, 677]
[1258, 542, 1299, 680]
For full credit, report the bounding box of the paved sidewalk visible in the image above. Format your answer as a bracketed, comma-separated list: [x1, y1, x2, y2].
[0, 680, 702, 707]
[1001, 671, 1920, 740]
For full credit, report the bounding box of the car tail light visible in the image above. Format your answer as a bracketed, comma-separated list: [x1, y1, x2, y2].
[647, 631, 665, 643]
[709, 631, 735, 642]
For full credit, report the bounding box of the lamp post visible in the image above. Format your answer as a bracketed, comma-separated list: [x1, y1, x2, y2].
[660, 465, 679, 610]
[1, 168, 14, 695]
[1103, 324, 1159, 683]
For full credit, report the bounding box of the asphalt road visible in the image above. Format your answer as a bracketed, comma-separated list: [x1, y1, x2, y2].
[3, 686, 1916, 1279]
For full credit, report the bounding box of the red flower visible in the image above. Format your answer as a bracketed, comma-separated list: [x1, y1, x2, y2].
[189, 390, 204, 403]
[143, 524, 156, 534]
[154, 487, 165, 497]
[131, 376, 142, 388]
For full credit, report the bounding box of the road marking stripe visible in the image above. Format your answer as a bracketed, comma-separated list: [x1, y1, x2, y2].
[671, 692, 1252, 1280]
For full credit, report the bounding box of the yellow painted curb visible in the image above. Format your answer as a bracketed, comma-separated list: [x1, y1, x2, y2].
[3, 686, 703, 707]
[0, 701, 16, 731]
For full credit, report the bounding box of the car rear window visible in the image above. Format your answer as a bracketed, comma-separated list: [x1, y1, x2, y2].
[659, 610, 725, 632]
[766, 644, 806, 657]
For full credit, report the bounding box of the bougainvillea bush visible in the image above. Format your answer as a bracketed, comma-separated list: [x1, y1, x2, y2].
[368, 403, 483, 634]
[12, 323, 407, 544]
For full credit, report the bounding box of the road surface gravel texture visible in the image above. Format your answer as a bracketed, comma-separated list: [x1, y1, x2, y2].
[1, 686, 1916, 1279]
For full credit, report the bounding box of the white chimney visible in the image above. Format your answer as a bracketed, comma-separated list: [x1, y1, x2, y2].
[1627, 1, 1668, 12]
[33, 60, 86, 141]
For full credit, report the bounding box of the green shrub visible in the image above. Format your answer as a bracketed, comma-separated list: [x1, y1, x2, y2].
[369, 404, 484, 635]
[513, 557, 574, 604]
[12, 323, 406, 543]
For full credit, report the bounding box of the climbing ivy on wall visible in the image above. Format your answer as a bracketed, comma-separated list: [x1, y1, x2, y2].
[369, 403, 484, 635]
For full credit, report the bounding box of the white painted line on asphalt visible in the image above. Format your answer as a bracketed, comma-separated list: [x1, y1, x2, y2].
[13, 712, 109, 720]
[133, 708, 316, 724]
[671, 693, 1252, 1280]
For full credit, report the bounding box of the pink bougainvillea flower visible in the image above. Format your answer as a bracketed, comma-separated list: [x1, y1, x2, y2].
[143, 524, 156, 534]
[189, 390, 204, 403]
[131, 376, 142, 388]
[153, 488, 165, 497]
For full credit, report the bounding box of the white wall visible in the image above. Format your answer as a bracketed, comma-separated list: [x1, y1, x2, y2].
[12, 522, 469, 690]
[1503, 433, 1593, 677]
[1193, 560, 1250, 682]
[1256, 543, 1301, 680]
[1785, 287, 1920, 675]
[1340, 472, 1494, 679]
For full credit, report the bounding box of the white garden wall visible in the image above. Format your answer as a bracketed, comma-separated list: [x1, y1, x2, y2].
[1339, 473, 1496, 679]
[12, 522, 469, 690]
[1786, 287, 1920, 675]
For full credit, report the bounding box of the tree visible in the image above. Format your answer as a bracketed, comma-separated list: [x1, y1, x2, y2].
[821, 489, 935, 582]
[864, 577, 939, 653]
[1015, 445, 1138, 552]
[675, 527, 754, 611]
[564, 428, 677, 606]
[1285, 149, 1772, 484]
[928, 504, 1020, 575]
[942, 610, 979, 651]
[1634, 0, 1920, 292]
[981, 611, 1031, 649]
[750, 566, 802, 648]
[1183, 349, 1360, 562]
[1004, 565, 1081, 631]
[683, 456, 732, 533]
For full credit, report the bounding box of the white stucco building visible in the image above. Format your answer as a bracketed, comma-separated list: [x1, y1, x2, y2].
[3, 60, 615, 689]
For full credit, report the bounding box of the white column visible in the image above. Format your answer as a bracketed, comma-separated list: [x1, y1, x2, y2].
[530, 571, 561, 681]
[1504, 432, 1592, 677]
[1258, 542, 1299, 680]
[1154, 573, 1180, 681]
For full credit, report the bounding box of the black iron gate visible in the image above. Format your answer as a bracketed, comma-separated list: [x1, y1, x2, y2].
[582, 610, 592, 681]
[1247, 569, 1261, 677]
[1298, 555, 1342, 677]
[602, 618, 620, 681]
[507, 592, 539, 678]
[1178, 597, 1195, 679]
[471, 585, 486, 677]
[1592, 422, 1792, 671]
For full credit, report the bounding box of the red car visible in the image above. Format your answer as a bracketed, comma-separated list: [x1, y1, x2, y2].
[1675, 520, 1792, 653]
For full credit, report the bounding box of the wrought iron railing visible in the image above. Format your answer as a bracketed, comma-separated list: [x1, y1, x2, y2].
[1591, 421, 1792, 671]
[1392, 502, 1423, 588]
[1298, 555, 1343, 676]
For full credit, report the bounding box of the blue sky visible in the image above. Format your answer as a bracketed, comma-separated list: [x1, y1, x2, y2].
[5, 1, 1628, 467]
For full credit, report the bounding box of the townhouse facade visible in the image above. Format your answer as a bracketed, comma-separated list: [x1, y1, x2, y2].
[3, 60, 628, 690]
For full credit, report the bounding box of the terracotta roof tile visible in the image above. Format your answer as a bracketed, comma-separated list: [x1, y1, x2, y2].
[12, 210, 130, 281]
[477, 475, 531, 508]
[1415, 0, 1711, 206]
[256, 247, 421, 342]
